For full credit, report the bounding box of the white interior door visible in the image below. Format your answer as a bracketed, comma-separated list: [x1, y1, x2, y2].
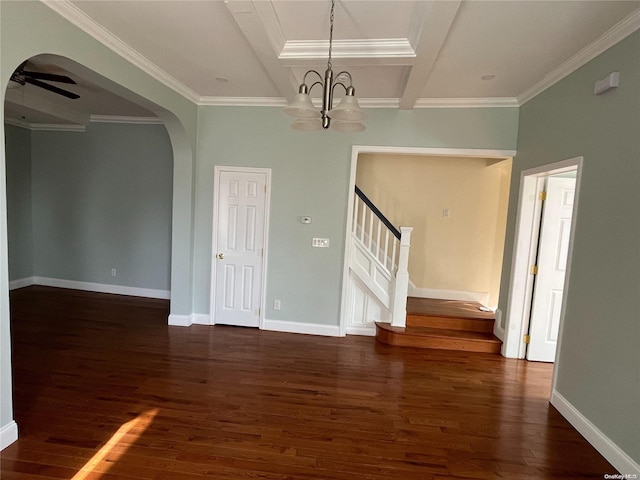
[527, 176, 576, 361]
[212, 169, 268, 327]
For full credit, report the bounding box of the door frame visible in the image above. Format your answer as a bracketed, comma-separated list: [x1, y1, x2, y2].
[502, 157, 582, 365]
[340, 145, 517, 337]
[210, 165, 272, 327]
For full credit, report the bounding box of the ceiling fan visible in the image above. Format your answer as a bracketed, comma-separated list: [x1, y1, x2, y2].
[10, 62, 80, 100]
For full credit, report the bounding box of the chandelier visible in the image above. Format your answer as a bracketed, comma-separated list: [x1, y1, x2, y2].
[283, 0, 365, 132]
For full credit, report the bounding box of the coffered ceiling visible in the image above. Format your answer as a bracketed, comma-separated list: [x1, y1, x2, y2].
[4, 0, 640, 128]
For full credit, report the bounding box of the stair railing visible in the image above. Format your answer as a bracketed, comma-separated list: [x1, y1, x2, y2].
[352, 187, 412, 327]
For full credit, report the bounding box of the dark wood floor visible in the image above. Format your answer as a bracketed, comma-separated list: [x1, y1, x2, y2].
[2, 286, 615, 479]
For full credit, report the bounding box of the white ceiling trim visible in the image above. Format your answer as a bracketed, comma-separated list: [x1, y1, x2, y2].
[5, 96, 89, 125]
[354, 145, 516, 159]
[279, 39, 415, 61]
[198, 97, 287, 107]
[518, 7, 640, 105]
[226, 1, 299, 102]
[253, 1, 287, 56]
[359, 98, 401, 108]
[41, 0, 200, 104]
[195, 96, 517, 109]
[415, 98, 519, 108]
[30, 123, 86, 132]
[90, 115, 163, 125]
[400, 0, 462, 109]
[5, 118, 86, 132]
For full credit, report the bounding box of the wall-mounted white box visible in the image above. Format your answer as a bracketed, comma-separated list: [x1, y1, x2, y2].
[312, 238, 330, 248]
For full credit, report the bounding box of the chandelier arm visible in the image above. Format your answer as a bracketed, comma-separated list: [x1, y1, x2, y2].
[331, 82, 349, 96]
[303, 70, 324, 85]
[333, 71, 353, 87]
[307, 81, 324, 94]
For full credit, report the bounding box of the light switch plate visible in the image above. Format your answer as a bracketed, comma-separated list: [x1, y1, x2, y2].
[312, 238, 330, 248]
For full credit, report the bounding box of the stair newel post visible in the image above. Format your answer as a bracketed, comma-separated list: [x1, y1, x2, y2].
[391, 226, 413, 327]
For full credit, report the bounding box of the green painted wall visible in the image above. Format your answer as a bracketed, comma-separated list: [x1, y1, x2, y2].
[1, 0, 197, 434]
[5, 124, 33, 281]
[194, 106, 519, 323]
[27, 123, 173, 290]
[498, 31, 640, 462]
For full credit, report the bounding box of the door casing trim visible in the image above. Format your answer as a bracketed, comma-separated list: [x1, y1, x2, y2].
[502, 156, 582, 373]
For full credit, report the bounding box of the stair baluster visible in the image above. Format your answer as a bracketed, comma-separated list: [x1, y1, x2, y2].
[350, 187, 412, 329]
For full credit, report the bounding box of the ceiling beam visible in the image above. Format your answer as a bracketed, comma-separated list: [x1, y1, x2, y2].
[399, 0, 462, 110]
[226, 0, 299, 102]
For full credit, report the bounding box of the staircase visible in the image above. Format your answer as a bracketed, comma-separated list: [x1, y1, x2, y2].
[375, 297, 502, 353]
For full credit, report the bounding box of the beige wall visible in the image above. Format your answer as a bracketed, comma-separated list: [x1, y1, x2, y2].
[356, 154, 511, 307]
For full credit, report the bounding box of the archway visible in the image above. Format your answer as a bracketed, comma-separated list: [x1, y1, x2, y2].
[1, 52, 195, 449]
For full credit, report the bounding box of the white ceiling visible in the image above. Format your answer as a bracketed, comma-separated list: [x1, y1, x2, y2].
[4, 0, 640, 128]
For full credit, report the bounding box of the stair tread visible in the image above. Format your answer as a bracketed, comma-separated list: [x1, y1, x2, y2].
[376, 322, 501, 343]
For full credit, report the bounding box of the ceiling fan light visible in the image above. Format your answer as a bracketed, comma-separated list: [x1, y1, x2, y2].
[283, 93, 320, 119]
[329, 94, 365, 121]
[331, 120, 365, 133]
[291, 118, 322, 131]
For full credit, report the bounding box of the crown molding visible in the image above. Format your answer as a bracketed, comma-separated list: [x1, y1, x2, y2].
[518, 8, 640, 105]
[279, 39, 415, 61]
[41, 0, 200, 104]
[196, 96, 519, 109]
[358, 98, 400, 108]
[90, 114, 163, 124]
[198, 97, 287, 107]
[4, 119, 36, 130]
[415, 97, 519, 108]
[5, 118, 86, 132]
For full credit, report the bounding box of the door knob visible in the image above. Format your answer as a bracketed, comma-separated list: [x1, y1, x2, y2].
[217, 253, 224, 259]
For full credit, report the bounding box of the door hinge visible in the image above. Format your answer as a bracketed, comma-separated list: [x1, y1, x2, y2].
[523, 334, 531, 344]
[539, 191, 547, 201]
[258, 308, 261, 317]
[531, 265, 538, 275]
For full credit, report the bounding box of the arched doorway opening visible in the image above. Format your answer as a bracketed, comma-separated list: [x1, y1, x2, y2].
[2, 53, 195, 449]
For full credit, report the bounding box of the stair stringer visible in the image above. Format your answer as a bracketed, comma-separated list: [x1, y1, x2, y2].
[346, 271, 391, 336]
[346, 235, 394, 336]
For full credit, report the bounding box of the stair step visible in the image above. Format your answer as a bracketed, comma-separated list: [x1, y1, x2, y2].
[406, 314, 494, 333]
[375, 322, 502, 354]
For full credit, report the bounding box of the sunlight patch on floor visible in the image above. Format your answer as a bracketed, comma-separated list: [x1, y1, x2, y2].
[71, 408, 159, 480]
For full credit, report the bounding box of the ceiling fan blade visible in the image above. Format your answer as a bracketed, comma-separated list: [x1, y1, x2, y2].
[24, 77, 80, 99]
[21, 70, 76, 84]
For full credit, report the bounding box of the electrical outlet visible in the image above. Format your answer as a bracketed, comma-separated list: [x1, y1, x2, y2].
[111, 268, 117, 276]
[442, 208, 450, 218]
[273, 299, 281, 310]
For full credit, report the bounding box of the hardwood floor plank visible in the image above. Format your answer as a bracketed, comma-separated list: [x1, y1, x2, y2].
[2, 286, 616, 479]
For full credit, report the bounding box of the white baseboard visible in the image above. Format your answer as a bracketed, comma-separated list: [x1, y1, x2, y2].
[192, 314, 211, 325]
[345, 324, 377, 336]
[13, 276, 170, 299]
[262, 319, 342, 337]
[9, 277, 34, 290]
[408, 284, 489, 306]
[168, 314, 192, 327]
[0, 421, 18, 450]
[551, 390, 640, 475]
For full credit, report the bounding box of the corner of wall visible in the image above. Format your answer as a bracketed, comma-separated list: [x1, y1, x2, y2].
[551, 390, 640, 476]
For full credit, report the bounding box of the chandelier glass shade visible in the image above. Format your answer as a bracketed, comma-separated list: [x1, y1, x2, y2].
[283, 0, 365, 132]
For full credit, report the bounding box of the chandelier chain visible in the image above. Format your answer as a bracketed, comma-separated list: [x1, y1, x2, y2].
[327, 0, 335, 70]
